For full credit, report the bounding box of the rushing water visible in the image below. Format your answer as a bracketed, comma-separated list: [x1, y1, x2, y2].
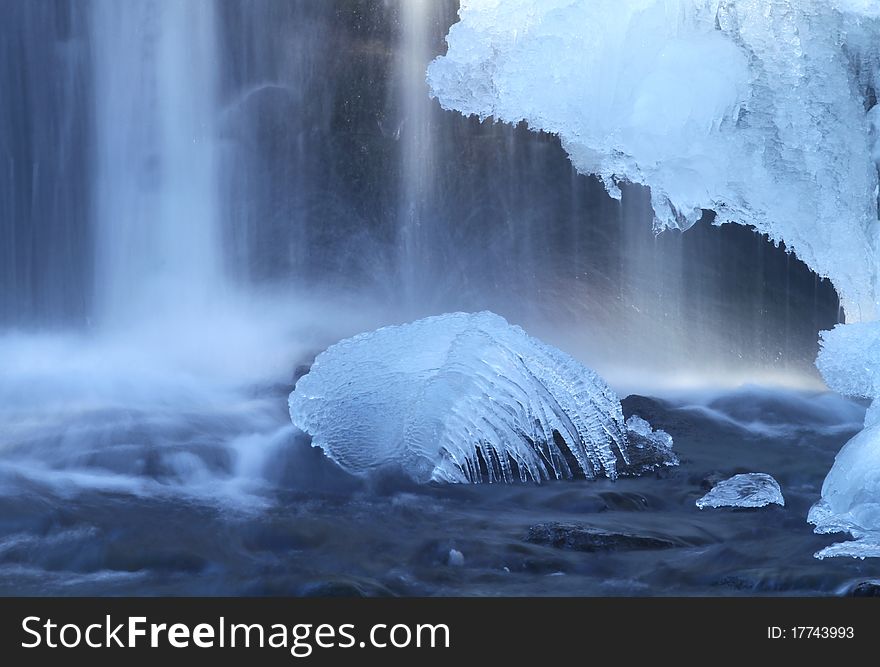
[0, 1, 859, 595]
[91, 0, 223, 326]
[0, 387, 873, 596]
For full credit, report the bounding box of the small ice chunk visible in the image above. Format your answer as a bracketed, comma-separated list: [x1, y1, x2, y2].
[696, 472, 784, 509]
[447, 549, 465, 567]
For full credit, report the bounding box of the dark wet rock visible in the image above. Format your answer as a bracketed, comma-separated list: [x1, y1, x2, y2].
[525, 522, 680, 552]
[621, 395, 674, 426]
[696, 471, 728, 491]
[849, 580, 880, 597]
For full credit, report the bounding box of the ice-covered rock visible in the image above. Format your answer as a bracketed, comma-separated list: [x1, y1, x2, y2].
[289, 311, 674, 483]
[621, 415, 678, 475]
[696, 472, 785, 509]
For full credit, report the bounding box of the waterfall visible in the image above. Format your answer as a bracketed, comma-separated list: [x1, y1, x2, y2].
[91, 0, 222, 327]
[0, 0, 844, 441]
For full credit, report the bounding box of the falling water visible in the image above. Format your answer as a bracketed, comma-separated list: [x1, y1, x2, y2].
[395, 0, 438, 305]
[91, 0, 222, 326]
[0, 2, 92, 326]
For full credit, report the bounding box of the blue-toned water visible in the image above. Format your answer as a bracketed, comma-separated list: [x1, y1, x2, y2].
[0, 387, 873, 596]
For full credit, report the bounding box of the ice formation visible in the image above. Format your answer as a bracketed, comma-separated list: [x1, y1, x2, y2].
[808, 410, 880, 559]
[696, 473, 785, 509]
[289, 311, 674, 483]
[620, 415, 678, 475]
[428, 0, 880, 556]
[428, 0, 880, 318]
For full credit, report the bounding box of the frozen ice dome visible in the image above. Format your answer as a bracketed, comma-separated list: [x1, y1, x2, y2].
[289, 311, 675, 483]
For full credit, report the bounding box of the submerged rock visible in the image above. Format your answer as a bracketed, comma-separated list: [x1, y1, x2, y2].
[848, 580, 880, 596]
[696, 472, 784, 509]
[525, 522, 679, 552]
